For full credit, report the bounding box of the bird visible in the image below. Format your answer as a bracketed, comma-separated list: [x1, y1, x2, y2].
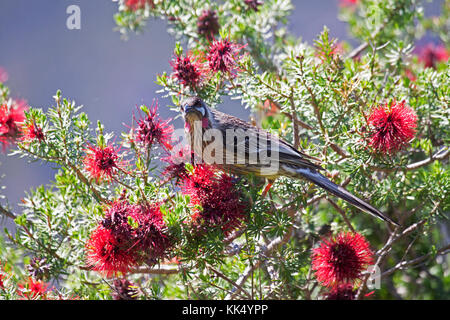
[180, 96, 399, 227]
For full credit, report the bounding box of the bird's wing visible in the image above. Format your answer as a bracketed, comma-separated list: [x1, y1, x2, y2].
[212, 109, 323, 171]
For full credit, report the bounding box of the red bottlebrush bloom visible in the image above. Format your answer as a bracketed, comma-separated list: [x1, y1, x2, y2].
[197, 9, 220, 40]
[85, 225, 138, 277]
[417, 44, 449, 69]
[125, 0, 154, 11]
[22, 122, 45, 143]
[0, 102, 27, 150]
[101, 200, 171, 265]
[18, 277, 49, 300]
[207, 38, 245, 76]
[244, 0, 263, 12]
[133, 204, 171, 260]
[135, 102, 173, 150]
[324, 283, 356, 300]
[0, 273, 5, 289]
[170, 53, 205, 88]
[83, 144, 122, 182]
[312, 232, 374, 288]
[367, 100, 418, 154]
[181, 165, 246, 235]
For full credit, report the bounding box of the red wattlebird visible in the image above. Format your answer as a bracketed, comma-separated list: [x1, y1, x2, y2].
[181, 96, 399, 226]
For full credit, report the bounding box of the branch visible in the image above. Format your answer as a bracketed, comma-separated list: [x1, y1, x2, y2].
[128, 265, 180, 275]
[225, 206, 297, 300]
[381, 244, 450, 277]
[370, 147, 449, 173]
[327, 198, 356, 233]
[207, 265, 252, 299]
[0, 204, 16, 220]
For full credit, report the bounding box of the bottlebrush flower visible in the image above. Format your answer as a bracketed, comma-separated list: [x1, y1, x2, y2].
[133, 203, 171, 260]
[0, 102, 27, 150]
[324, 283, 356, 300]
[181, 164, 246, 235]
[170, 52, 205, 88]
[367, 100, 418, 154]
[125, 0, 154, 11]
[417, 44, 449, 69]
[112, 279, 138, 300]
[207, 38, 245, 76]
[83, 144, 123, 182]
[0, 274, 4, 290]
[135, 102, 173, 150]
[85, 225, 139, 277]
[244, 0, 263, 12]
[197, 9, 220, 40]
[18, 277, 49, 300]
[101, 200, 171, 264]
[311, 232, 374, 287]
[22, 122, 45, 143]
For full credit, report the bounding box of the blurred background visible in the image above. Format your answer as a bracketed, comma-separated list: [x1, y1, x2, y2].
[0, 0, 442, 216]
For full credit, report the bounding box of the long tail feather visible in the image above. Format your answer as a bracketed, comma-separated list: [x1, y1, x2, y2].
[294, 167, 399, 226]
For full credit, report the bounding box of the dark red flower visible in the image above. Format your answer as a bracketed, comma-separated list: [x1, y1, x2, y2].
[0, 102, 27, 151]
[181, 165, 246, 235]
[417, 44, 449, 69]
[0, 273, 5, 289]
[324, 283, 356, 300]
[83, 144, 123, 182]
[112, 279, 138, 300]
[367, 100, 418, 154]
[133, 203, 171, 260]
[125, 0, 154, 11]
[197, 9, 220, 40]
[170, 53, 205, 88]
[311, 232, 374, 287]
[22, 122, 45, 143]
[207, 38, 245, 76]
[18, 277, 49, 300]
[100, 200, 171, 265]
[135, 102, 173, 150]
[244, 0, 263, 12]
[85, 225, 139, 277]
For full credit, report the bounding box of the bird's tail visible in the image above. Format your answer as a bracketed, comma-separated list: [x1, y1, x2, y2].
[294, 167, 399, 226]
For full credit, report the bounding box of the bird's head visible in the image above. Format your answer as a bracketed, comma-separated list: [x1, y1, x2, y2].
[180, 96, 211, 131]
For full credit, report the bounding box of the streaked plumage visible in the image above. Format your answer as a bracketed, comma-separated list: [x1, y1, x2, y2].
[181, 96, 399, 226]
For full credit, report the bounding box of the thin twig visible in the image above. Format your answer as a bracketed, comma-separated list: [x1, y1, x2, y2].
[370, 147, 449, 173]
[0, 204, 16, 219]
[128, 265, 180, 275]
[381, 244, 450, 277]
[327, 198, 356, 233]
[207, 264, 252, 299]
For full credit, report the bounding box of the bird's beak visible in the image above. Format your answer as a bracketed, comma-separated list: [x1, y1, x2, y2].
[184, 105, 205, 117]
